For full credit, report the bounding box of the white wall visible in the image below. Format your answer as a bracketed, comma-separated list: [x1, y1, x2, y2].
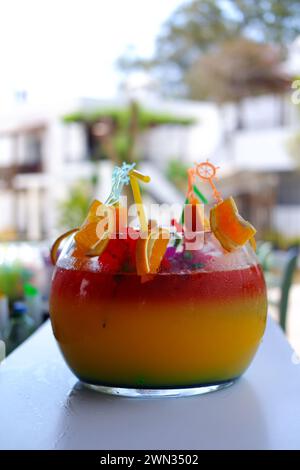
[0, 137, 13, 166]
[273, 205, 300, 237]
[0, 191, 14, 230]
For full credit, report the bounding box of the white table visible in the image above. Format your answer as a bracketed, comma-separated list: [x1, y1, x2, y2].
[0, 318, 300, 450]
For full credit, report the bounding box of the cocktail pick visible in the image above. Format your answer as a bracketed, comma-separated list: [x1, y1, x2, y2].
[50, 162, 151, 264]
[180, 163, 208, 225]
[105, 162, 136, 206]
[105, 162, 151, 233]
[195, 160, 222, 204]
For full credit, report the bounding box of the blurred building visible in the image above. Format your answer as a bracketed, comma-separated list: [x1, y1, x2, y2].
[0, 96, 207, 240]
[215, 95, 300, 238]
[0, 100, 87, 240]
[0, 89, 300, 240]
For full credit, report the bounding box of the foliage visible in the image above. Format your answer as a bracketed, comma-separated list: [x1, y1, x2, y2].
[63, 107, 194, 127]
[262, 230, 300, 250]
[63, 102, 194, 164]
[186, 39, 290, 103]
[57, 180, 93, 231]
[118, 0, 300, 96]
[165, 159, 189, 192]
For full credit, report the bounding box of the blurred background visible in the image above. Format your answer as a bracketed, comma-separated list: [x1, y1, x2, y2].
[1, 0, 300, 355]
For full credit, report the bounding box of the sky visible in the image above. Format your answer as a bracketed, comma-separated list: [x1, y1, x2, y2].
[0, 0, 184, 106]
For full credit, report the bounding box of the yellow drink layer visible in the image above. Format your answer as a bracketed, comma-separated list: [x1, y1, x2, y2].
[50, 264, 267, 388]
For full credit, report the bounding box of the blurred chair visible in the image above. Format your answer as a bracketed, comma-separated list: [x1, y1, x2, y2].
[267, 248, 299, 332]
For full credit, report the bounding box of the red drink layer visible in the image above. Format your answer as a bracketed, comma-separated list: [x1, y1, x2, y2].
[50, 263, 267, 388]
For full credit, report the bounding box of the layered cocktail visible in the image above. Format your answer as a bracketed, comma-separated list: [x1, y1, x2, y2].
[49, 162, 267, 397]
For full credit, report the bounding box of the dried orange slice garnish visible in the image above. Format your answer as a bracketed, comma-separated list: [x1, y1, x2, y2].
[74, 201, 119, 257]
[210, 196, 256, 252]
[50, 228, 79, 265]
[74, 200, 104, 251]
[86, 235, 111, 257]
[136, 227, 170, 275]
[75, 221, 104, 252]
[75, 219, 112, 257]
[84, 199, 103, 223]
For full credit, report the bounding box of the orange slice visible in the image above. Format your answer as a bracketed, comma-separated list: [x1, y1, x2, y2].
[50, 228, 79, 266]
[86, 235, 110, 257]
[74, 200, 104, 250]
[136, 227, 170, 275]
[210, 196, 256, 252]
[75, 201, 120, 256]
[75, 218, 113, 256]
[75, 221, 103, 250]
[84, 199, 103, 223]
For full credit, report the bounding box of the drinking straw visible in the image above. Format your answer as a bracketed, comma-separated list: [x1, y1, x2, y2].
[130, 169, 151, 183]
[193, 185, 208, 204]
[129, 171, 149, 232]
[180, 197, 189, 225]
[180, 185, 207, 224]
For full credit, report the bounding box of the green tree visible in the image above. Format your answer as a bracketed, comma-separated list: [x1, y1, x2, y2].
[118, 0, 300, 95]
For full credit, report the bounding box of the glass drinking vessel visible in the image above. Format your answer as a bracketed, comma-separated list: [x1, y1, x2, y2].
[49, 231, 267, 398]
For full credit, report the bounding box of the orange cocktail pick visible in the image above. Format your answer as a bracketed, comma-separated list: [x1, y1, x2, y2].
[194, 160, 256, 251]
[195, 160, 222, 203]
[182, 159, 256, 252]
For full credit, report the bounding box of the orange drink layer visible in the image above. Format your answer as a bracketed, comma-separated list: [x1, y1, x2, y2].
[50, 263, 267, 388]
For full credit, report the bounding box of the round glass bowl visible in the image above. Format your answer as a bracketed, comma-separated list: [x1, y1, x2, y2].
[49, 232, 267, 397]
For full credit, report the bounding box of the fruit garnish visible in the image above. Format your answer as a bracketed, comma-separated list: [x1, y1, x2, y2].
[51, 165, 152, 267]
[84, 199, 103, 223]
[86, 236, 110, 257]
[75, 199, 105, 251]
[75, 221, 104, 251]
[75, 202, 120, 257]
[98, 238, 129, 273]
[50, 228, 79, 266]
[210, 196, 256, 252]
[136, 227, 170, 275]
